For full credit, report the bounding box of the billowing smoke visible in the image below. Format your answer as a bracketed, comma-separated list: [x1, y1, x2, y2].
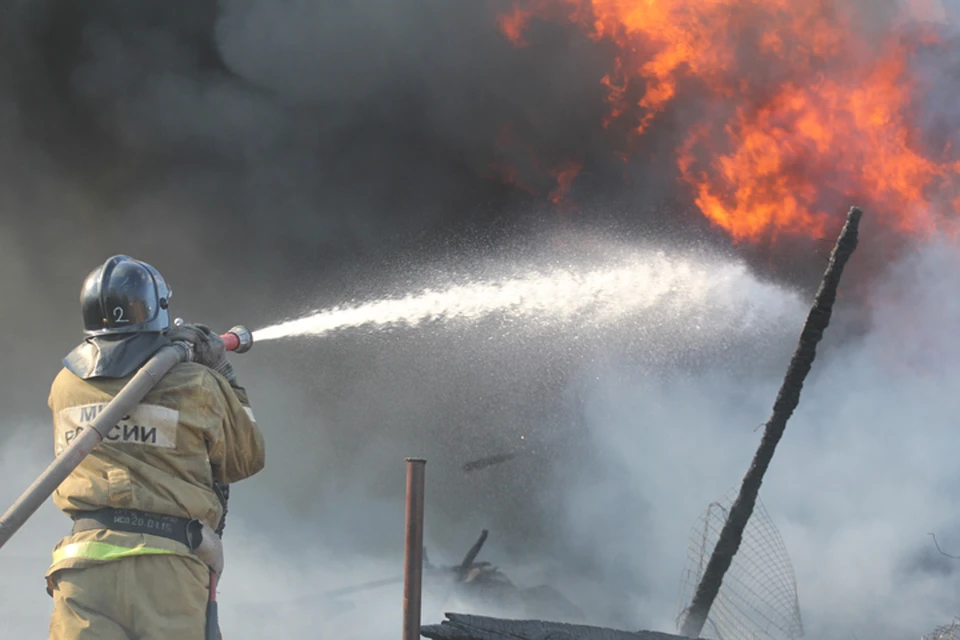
[1, 1, 960, 639]
[556, 237, 960, 638]
[3, 0, 624, 263]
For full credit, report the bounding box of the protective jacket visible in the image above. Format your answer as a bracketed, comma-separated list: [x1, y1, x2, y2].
[45, 361, 265, 580]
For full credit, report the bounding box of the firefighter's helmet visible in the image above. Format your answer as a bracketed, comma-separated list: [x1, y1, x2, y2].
[79, 255, 172, 337]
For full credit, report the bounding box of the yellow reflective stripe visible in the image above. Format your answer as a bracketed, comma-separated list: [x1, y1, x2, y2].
[52, 541, 179, 565]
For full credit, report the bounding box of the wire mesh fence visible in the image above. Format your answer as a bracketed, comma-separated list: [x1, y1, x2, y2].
[674, 487, 804, 640]
[922, 619, 960, 640]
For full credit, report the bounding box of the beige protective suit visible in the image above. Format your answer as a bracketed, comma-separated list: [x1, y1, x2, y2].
[46, 361, 266, 640]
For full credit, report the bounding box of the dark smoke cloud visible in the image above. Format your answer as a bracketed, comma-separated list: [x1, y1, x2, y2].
[4, 0, 629, 264]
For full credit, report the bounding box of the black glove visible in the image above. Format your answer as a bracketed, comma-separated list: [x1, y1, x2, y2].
[165, 323, 237, 384]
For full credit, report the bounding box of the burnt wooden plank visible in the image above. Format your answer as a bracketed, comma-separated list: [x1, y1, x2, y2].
[421, 613, 703, 640]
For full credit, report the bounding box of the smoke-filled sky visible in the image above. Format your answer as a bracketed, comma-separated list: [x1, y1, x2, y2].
[1, 0, 960, 639]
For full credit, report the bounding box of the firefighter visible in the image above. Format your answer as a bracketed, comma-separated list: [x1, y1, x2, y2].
[45, 255, 266, 640]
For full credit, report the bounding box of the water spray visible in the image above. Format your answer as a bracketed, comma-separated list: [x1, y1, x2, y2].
[248, 250, 800, 345]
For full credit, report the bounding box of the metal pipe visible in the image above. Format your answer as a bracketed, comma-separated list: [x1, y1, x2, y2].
[402, 458, 426, 640]
[0, 342, 192, 550]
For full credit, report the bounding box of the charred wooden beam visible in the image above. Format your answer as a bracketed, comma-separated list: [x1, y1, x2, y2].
[679, 206, 863, 637]
[421, 613, 703, 640]
[456, 529, 489, 580]
[463, 453, 518, 472]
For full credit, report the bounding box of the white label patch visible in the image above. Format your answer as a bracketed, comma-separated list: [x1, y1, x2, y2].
[243, 406, 257, 424]
[55, 403, 180, 454]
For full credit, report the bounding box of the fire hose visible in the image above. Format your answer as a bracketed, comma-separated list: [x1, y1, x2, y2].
[0, 325, 253, 640]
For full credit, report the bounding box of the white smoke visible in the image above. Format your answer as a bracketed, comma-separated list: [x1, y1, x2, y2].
[553, 236, 960, 639]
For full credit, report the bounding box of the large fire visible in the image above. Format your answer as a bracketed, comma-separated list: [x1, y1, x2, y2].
[496, 0, 960, 244]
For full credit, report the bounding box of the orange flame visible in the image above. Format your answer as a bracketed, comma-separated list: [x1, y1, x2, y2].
[498, 7, 536, 46]
[549, 160, 584, 208]
[497, 0, 960, 244]
[490, 122, 583, 210]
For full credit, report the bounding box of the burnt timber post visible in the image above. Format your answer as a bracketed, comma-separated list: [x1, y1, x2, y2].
[679, 207, 863, 637]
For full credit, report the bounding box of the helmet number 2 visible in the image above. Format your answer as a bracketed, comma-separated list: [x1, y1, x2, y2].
[113, 307, 129, 324]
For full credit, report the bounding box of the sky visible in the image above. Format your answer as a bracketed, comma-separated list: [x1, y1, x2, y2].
[1, 1, 959, 639]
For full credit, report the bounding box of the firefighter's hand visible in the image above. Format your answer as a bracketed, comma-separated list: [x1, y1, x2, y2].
[166, 323, 237, 383]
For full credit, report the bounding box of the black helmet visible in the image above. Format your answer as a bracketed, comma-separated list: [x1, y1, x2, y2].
[80, 255, 173, 337]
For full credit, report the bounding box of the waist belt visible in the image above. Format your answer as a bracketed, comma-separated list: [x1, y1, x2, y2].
[71, 508, 202, 550]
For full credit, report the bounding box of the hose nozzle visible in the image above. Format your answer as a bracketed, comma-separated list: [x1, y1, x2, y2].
[220, 325, 253, 353]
